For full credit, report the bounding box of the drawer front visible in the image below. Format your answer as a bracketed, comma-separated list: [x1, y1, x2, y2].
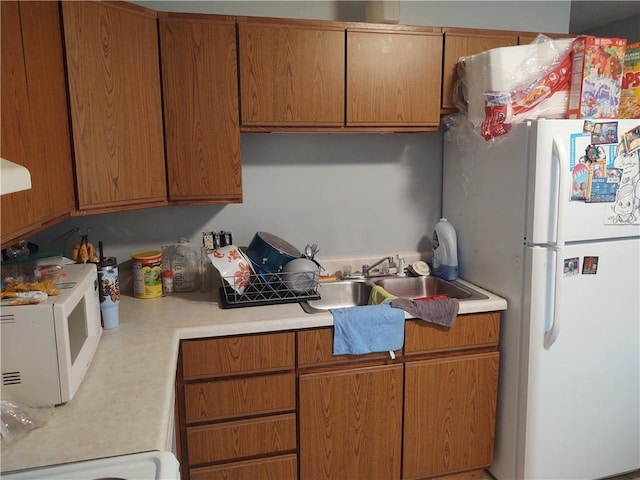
[405, 312, 500, 355]
[185, 373, 296, 423]
[297, 327, 402, 368]
[182, 332, 295, 380]
[187, 414, 297, 464]
[189, 454, 298, 480]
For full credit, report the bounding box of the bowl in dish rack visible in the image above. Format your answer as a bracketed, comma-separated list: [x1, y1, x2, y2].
[282, 258, 320, 294]
[209, 245, 254, 294]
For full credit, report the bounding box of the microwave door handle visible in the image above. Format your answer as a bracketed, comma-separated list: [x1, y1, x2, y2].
[544, 136, 567, 350]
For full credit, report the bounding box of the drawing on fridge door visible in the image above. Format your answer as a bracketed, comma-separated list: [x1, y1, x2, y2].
[605, 144, 640, 224]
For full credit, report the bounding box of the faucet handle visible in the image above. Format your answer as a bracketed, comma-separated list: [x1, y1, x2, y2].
[396, 255, 406, 277]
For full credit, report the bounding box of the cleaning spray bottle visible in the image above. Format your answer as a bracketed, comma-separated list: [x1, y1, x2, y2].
[432, 218, 458, 281]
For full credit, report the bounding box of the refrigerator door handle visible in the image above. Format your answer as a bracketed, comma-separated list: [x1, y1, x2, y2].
[551, 136, 568, 248]
[545, 137, 568, 349]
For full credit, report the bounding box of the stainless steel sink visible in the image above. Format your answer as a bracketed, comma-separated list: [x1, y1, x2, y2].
[375, 276, 487, 301]
[300, 276, 487, 314]
[300, 280, 373, 314]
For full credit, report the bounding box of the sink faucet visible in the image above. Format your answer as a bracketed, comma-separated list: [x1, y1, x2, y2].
[362, 256, 394, 278]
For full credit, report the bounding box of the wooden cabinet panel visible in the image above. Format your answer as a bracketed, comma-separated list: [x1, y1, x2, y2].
[299, 364, 403, 480]
[187, 414, 296, 464]
[181, 333, 295, 380]
[405, 312, 500, 355]
[297, 327, 401, 368]
[238, 18, 345, 126]
[184, 373, 296, 423]
[1, 1, 74, 247]
[159, 13, 242, 204]
[403, 352, 499, 479]
[442, 30, 517, 110]
[347, 28, 442, 126]
[189, 454, 297, 480]
[62, 1, 166, 212]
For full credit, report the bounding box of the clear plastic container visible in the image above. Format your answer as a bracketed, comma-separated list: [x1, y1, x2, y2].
[171, 238, 198, 292]
[199, 246, 213, 294]
[432, 218, 458, 281]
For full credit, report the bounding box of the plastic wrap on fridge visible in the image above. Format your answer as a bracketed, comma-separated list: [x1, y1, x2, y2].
[446, 34, 575, 146]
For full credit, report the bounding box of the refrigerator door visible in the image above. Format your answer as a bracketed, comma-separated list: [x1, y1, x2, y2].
[527, 119, 640, 245]
[523, 239, 640, 479]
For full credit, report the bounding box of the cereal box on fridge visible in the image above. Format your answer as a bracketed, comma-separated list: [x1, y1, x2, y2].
[567, 36, 627, 119]
[620, 42, 640, 119]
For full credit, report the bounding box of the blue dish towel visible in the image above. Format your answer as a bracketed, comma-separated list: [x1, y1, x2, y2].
[331, 303, 405, 355]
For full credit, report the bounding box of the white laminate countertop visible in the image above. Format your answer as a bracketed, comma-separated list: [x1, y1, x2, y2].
[0, 278, 506, 474]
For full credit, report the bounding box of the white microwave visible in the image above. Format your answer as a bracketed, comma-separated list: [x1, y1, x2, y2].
[1, 264, 102, 407]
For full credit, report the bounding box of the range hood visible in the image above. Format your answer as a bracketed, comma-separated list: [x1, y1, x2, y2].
[1, 158, 32, 195]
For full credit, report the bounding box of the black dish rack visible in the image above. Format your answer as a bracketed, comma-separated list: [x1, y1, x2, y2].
[218, 271, 320, 309]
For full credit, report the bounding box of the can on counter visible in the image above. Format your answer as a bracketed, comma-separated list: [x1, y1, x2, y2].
[131, 250, 163, 299]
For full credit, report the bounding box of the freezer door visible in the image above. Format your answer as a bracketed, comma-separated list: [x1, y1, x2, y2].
[523, 240, 640, 479]
[528, 119, 640, 244]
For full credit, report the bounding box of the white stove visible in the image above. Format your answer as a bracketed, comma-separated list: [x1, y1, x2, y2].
[2, 451, 179, 480]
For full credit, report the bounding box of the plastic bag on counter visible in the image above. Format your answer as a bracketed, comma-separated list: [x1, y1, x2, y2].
[1, 396, 53, 443]
[451, 34, 575, 143]
[1, 253, 65, 299]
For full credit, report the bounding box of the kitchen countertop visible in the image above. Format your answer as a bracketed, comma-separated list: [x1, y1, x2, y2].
[0, 278, 506, 474]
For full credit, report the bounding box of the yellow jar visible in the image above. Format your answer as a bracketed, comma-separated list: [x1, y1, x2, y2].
[131, 250, 163, 299]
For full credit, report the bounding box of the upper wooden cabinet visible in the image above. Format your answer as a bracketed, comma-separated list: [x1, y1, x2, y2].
[1, 1, 75, 249]
[441, 28, 518, 111]
[346, 25, 442, 127]
[159, 13, 242, 205]
[238, 17, 345, 128]
[62, 1, 167, 213]
[238, 18, 443, 131]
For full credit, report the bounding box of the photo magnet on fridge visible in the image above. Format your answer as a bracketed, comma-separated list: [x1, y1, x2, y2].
[563, 257, 580, 276]
[582, 256, 599, 274]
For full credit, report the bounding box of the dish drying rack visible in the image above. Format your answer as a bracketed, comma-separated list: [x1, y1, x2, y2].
[218, 271, 320, 309]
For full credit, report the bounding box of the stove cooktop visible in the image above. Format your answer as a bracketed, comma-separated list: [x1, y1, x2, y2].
[2, 451, 179, 480]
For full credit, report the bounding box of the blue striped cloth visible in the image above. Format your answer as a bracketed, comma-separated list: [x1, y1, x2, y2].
[331, 303, 405, 355]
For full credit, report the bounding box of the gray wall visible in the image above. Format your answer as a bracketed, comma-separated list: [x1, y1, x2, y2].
[581, 13, 639, 43]
[32, 1, 571, 263]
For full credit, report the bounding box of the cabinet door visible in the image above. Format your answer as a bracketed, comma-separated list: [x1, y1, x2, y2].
[184, 373, 296, 423]
[62, 1, 167, 212]
[299, 364, 403, 480]
[404, 312, 500, 355]
[347, 28, 442, 127]
[159, 13, 242, 204]
[190, 454, 297, 480]
[187, 414, 296, 465]
[238, 18, 345, 127]
[403, 352, 499, 479]
[181, 332, 295, 380]
[1, 1, 75, 248]
[442, 29, 518, 110]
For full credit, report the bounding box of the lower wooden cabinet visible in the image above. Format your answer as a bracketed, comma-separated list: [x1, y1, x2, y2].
[189, 454, 298, 480]
[299, 364, 404, 480]
[403, 352, 499, 479]
[177, 332, 296, 480]
[187, 414, 297, 465]
[176, 313, 500, 480]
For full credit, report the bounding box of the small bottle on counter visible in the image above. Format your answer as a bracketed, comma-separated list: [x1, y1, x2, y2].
[171, 238, 198, 292]
[162, 270, 174, 295]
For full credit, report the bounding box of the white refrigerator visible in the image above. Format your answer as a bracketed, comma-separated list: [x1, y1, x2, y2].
[443, 118, 640, 480]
